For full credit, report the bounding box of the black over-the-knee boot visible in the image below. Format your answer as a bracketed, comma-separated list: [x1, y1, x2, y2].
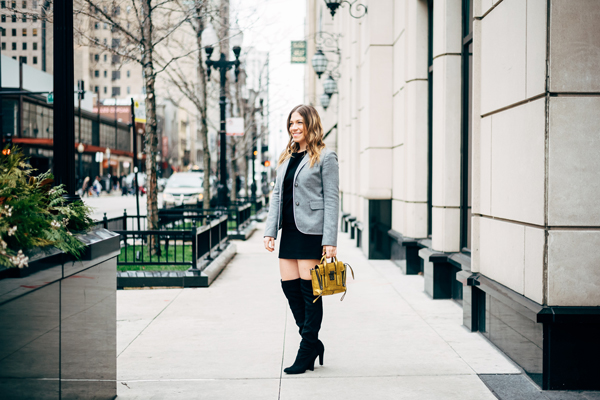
[281, 279, 305, 335]
[283, 279, 325, 374]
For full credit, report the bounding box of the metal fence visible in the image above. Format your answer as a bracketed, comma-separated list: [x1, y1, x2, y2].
[114, 214, 229, 271]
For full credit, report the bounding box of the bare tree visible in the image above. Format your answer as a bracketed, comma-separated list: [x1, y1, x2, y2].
[161, 0, 217, 210]
[74, 0, 195, 254]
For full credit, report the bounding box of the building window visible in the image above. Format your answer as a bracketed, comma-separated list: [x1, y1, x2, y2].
[103, 54, 107, 62]
[94, 86, 99, 93]
[21, 1, 25, 8]
[460, 0, 473, 251]
[1, 28, 5, 36]
[21, 14, 26, 22]
[22, 28, 26, 36]
[103, 22, 107, 30]
[11, 0, 15, 8]
[32, 0, 36, 8]
[22, 42, 26, 50]
[94, 70, 99, 77]
[103, 70, 107, 78]
[111, 54, 120, 64]
[427, 0, 434, 236]
[103, 38, 107, 45]
[94, 22, 99, 30]
[11, 42, 16, 50]
[103, 86, 107, 94]
[19, 56, 26, 64]
[32, 28, 37, 36]
[126, 86, 130, 94]
[94, 54, 99, 61]
[33, 56, 37, 64]
[111, 70, 120, 80]
[1, 15, 5, 22]
[1, 43, 5, 50]
[11, 15, 16, 22]
[11, 29, 16, 36]
[112, 87, 121, 97]
[126, 70, 130, 78]
[32, 14, 36, 22]
[32, 41, 36, 50]
[0, 1, 5, 8]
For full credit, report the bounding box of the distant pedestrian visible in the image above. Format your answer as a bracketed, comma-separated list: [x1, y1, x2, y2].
[81, 176, 90, 197]
[92, 176, 102, 197]
[263, 104, 339, 375]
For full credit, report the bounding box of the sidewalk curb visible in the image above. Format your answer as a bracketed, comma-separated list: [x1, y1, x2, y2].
[203, 242, 237, 285]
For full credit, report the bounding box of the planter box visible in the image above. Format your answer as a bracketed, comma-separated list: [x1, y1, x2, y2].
[0, 229, 120, 400]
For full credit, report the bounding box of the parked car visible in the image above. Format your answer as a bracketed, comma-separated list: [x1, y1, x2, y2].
[162, 172, 206, 208]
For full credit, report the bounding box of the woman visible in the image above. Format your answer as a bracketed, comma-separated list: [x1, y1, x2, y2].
[263, 104, 339, 374]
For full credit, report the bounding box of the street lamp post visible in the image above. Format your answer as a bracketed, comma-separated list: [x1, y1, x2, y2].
[205, 33, 242, 208]
[53, 0, 78, 200]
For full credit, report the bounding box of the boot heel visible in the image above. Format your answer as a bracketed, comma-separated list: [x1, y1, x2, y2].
[319, 351, 324, 366]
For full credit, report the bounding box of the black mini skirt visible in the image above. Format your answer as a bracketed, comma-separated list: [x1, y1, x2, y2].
[278, 222, 324, 260]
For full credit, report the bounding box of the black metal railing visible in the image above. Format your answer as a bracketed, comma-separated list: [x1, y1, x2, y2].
[114, 214, 229, 271]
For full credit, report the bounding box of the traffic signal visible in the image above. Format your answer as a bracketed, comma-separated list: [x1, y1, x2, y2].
[263, 160, 271, 167]
[2, 133, 12, 156]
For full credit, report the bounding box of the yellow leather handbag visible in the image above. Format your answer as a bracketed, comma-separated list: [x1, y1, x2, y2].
[310, 256, 354, 303]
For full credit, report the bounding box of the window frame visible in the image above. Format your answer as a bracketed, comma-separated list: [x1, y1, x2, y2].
[459, 0, 474, 252]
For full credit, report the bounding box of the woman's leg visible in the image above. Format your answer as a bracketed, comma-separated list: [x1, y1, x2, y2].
[280, 258, 304, 335]
[279, 258, 300, 281]
[297, 259, 320, 280]
[284, 258, 325, 374]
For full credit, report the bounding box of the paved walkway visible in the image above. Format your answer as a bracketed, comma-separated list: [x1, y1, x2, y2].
[116, 222, 521, 399]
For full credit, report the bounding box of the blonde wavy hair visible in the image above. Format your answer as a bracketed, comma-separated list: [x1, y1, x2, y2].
[277, 104, 326, 168]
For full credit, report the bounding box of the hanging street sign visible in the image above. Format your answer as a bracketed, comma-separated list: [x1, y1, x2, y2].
[46, 92, 54, 104]
[291, 41, 307, 64]
[226, 118, 245, 136]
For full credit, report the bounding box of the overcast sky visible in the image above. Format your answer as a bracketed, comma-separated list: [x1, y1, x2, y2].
[231, 0, 306, 158]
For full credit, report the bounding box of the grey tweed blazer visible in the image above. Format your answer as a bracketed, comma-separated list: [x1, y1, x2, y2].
[263, 148, 339, 247]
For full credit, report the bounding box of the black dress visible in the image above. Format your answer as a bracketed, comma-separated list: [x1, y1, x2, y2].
[278, 151, 324, 260]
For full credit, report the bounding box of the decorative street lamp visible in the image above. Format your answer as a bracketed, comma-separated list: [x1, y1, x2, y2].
[323, 0, 367, 19]
[205, 26, 243, 208]
[311, 49, 328, 79]
[323, 75, 338, 97]
[320, 93, 331, 110]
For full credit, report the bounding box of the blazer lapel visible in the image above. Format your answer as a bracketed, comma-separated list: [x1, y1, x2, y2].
[278, 158, 291, 192]
[293, 153, 310, 182]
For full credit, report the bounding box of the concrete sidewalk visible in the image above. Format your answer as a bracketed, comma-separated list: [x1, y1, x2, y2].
[116, 222, 520, 399]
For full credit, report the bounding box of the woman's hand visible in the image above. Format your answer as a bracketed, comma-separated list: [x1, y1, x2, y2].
[264, 236, 275, 252]
[322, 245, 337, 259]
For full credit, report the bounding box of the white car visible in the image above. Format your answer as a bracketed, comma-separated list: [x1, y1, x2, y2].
[162, 172, 205, 208]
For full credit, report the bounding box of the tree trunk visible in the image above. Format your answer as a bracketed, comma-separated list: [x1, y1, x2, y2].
[141, 0, 159, 255]
[195, 3, 211, 210]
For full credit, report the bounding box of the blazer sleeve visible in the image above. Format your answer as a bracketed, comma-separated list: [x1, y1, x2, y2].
[321, 151, 339, 247]
[263, 171, 281, 239]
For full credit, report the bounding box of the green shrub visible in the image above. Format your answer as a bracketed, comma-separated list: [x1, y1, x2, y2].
[0, 146, 94, 269]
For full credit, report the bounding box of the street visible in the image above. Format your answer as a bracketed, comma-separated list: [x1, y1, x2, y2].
[83, 192, 163, 221]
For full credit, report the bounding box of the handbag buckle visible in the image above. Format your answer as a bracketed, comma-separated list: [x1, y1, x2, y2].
[329, 271, 335, 281]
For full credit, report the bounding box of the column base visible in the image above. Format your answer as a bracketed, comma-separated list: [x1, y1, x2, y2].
[419, 248, 464, 300]
[460, 273, 600, 391]
[387, 229, 423, 274]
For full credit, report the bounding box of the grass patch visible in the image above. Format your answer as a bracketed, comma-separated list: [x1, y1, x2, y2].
[118, 243, 193, 272]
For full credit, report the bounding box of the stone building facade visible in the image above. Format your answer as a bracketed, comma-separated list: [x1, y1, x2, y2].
[306, 0, 600, 390]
